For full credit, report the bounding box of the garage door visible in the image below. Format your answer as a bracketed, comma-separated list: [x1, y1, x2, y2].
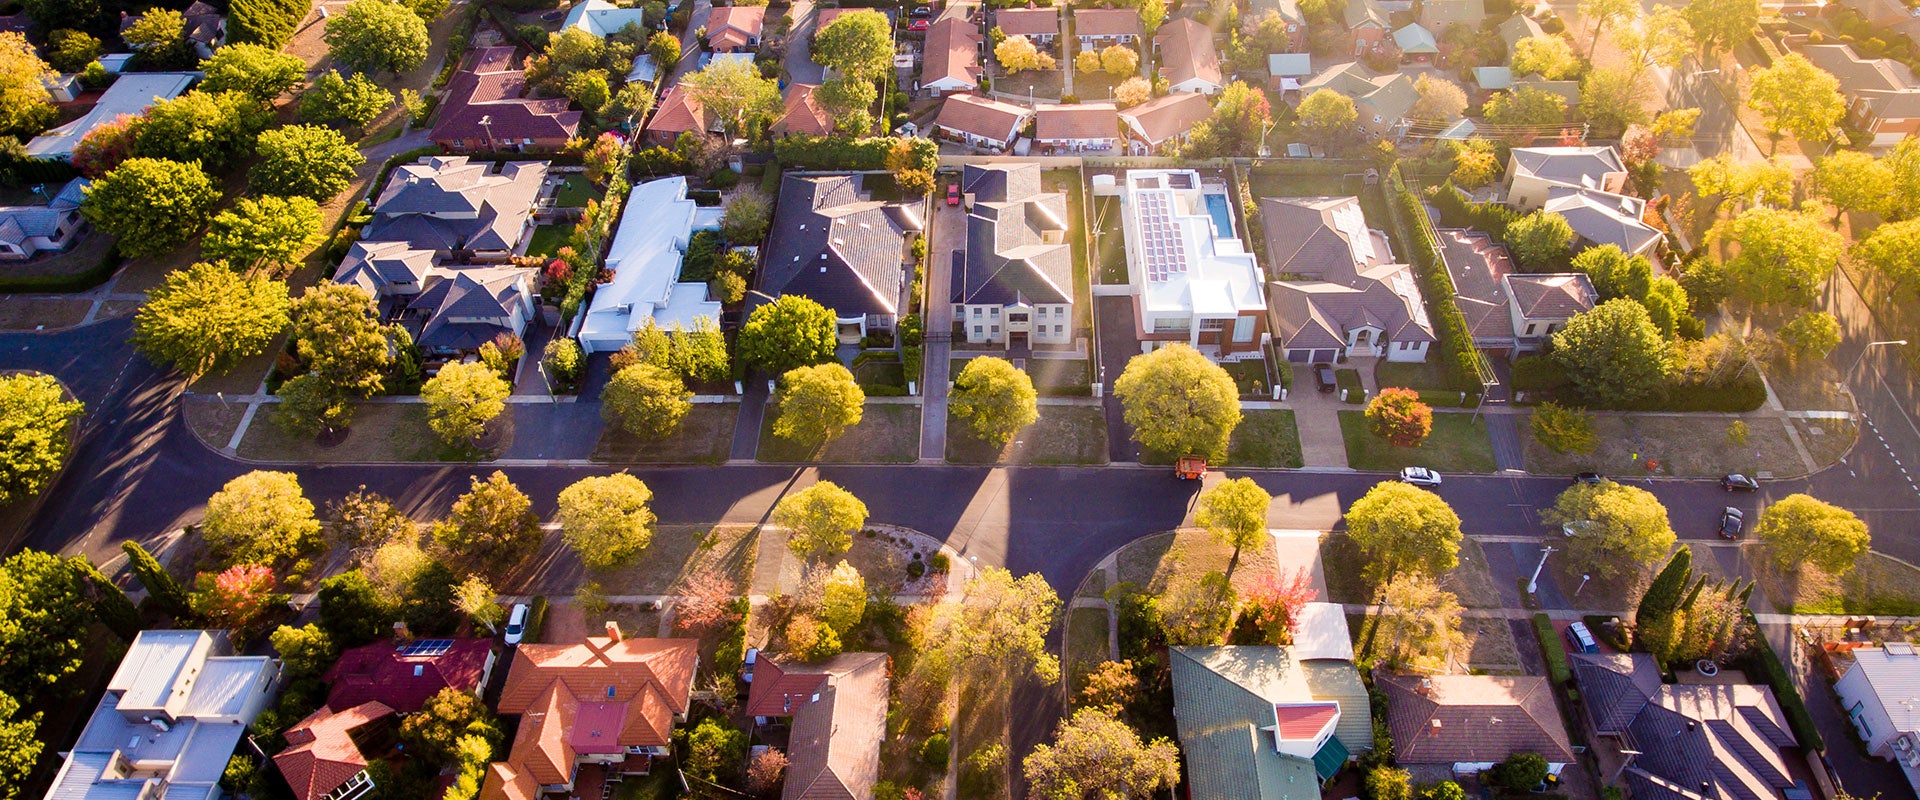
[1286, 349, 1309, 363]
[1311, 349, 1337, 363]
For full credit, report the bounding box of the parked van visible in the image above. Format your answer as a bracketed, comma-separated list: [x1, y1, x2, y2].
[1563, 621, 1599, 654]
[504, 603, 530, 645]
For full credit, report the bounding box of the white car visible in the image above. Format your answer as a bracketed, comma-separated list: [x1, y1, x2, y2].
[503, 603, 530, 645]
[1399, 467, 1442, 487]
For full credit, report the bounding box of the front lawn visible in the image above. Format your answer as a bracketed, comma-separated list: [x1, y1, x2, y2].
[1337, 410, 1496, 473]
[1222, 359, 1274, 397]
[590, 403, 738, 464]
[1375, 359, 1450, 391]
[1226, 409, 1303, 468]
[524, 224, 571, 259]
[1753, 552, 1920, 616]
[236, 402, 506, 462]
[1519, 413, 1852, 478]
[946, 404, 1107, 464]
[1065, 606, 1111, 697]
[757, 400, 921, 463]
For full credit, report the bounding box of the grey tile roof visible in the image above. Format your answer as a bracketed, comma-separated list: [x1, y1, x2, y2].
[760, 174, 920, 320]
[1570, 652, 1661, 734]
[1507, 273, 1597, 320]
[1541, 186, 1661, 255]
[1509, 146, 1626, 187]
[0, 177, 87, 244]
[1171, 647, 1371, 800]
[407, 266, 531, 351]
[1262, 196, 1434, 350]
[1377, 672, 1576, 765]
[779, 653, 888, 800]
[365, 157, 545, 253]
[953, 164, 1072, 307]
[1575, 653, 1801, 800]
[334, 241, 436, 296]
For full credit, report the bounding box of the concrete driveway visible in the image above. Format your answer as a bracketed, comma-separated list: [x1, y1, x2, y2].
[1286, 365, 1351, 469]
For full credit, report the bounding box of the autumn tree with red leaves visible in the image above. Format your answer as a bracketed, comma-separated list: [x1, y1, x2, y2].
[1365, 388, 1433, 447]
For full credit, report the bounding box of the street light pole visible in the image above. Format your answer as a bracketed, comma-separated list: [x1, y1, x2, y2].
[1849, 339, 1909, 379]
[1527, 545, 1556, 595]
[1576, 573, 1591, 597]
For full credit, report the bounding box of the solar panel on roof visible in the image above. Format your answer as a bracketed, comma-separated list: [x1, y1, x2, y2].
[399, 639, 455, 657]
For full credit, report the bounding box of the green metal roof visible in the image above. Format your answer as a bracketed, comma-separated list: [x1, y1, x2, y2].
[1312, 736, 1350, 782]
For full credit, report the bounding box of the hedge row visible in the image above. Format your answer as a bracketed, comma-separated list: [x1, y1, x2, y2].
[1387, 168, 1482, 393]
[0, 156, 79, 187]
[1426, 181, 1521, 241]
[772, 135, 936, 173]
[1737, 610, 1824, 752]
[1532, 613, 1572, 686]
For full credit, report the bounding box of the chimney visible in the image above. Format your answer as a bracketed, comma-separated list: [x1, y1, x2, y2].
[605, 620, 622, 643]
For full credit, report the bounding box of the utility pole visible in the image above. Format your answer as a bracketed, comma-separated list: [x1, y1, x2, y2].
[1528, 545, 1556, 595]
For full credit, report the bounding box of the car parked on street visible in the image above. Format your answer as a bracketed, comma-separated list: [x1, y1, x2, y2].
[1717, 507, 1745, 539]
[1573, 472, 1604, 485]
[1399, 467, 1442, 487]
[1722, 473, 1759, 492]
[907, 18, 929, 30]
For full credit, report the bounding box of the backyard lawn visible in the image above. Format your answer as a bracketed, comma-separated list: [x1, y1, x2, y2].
[1338, 410, 1497, 472]
[1044, 169, 1093, 332]
[524, 224, 570, 259]
[1226, 409, 1303, 468]
[591, 403, 737, 464]
[947, 404, 1107, 464]
[550, 175, 599, 207]
[758, 400, 921, 463]
[1092, 194, 1127, 285]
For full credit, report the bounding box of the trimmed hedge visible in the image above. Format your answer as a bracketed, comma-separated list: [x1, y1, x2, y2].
[1737, 610, 1824, 752]
[1388, 167, 1483, 393]
[1532, 613, 1571, 686]
[772, 135, 936, 173]
[1427, 181, 1521, 241]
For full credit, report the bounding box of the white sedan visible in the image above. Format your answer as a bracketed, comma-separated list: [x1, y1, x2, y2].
[1399, 467, 1442, 488]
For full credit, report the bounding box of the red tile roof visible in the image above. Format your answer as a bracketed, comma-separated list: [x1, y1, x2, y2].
[430, 47, 582, 148]
[772, 84, 834, 137]
[323, 638, 494, 714]
[645, 84, 712, 140]
[1272, 702, 1340, 741]
[708, 6, 766, 50]
[274, 702, 395, 800]
[746, 657, 831, 717]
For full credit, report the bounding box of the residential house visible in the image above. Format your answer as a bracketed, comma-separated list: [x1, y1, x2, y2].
[399, 265, 538, 354]
[0, 177, 88, 260]
[323, 638, 499, 714]
[1438, 228, 1594, 356]
[26, 71, 194, 158]
[995, 7, 1059, 48]
[1572, 652, 1804, 800]
[1393, 23, 1439, 57]
[44, 630, 281, 800]
[706, 5, 765, 51]
[1802, 43, 1920, 147]
[1497, 13, 1545, 52]
[577, 176, 725, 354]
[814, 7, 860, 29]
[1472, 65, 1514, 92]
[1841, 0, 1920, 42]
[430, 47, 583, 153]
[1263, 196, 1435, 364]
[273, 702, 394, 800]
[1245, 0, 1307, 49]
[1299, 61, 1416, 137]
[1169, 608, 1372, 800]
[1075, 8, 1143, 49]
[1504, 145, 1629, 209]
[1418, 0, 1484, 31]
[562, 0, 651, 37]
[1097, 169, 1268, 360]
[361, 155, 546, 258]
[922, 17, 985, 96]
[1541, 185, 1662, 258]
[1512, 76, 1582, 106]
[952, 163, 1074, 347]
[934, 93, 1033, 151]
[1269, 53, 1314, 92]
[1833, 644, 1920, 792]
[1377, 673, 1577, 775]
[1118, 91, 1213, 154]
[1155, 17, 1224, 94]
[745, 653, 890, 800]
[643, 84, 715, 146]
[760, 173, 924, 338]
[772, 83, 835, 137]
[334, 240, 439, 305]
[1033, 102, 1119, 152]
[1344, 0, 1391, 54]
[479, 623, 698, 800]
[121, 1, 225, 57]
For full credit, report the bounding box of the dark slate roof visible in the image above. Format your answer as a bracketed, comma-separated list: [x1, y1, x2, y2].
[952, 164, 1072, 307]
[1570, 652, 1660, 734]
[365, 157, 546, 253]
[760, 174, 921, 320]
[1575, 655, 1801, 800]
[1507, 273, 1597, 319]
[334, 241, 436, 296]
[1260, 196, 1434, 350]
[1377, 672, 1576, 765]
[407, 267, 530, 350]
[430, 47, 582, 146]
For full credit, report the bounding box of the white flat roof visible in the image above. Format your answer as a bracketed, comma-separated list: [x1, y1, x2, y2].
[578, 176, 723, 351]
[1121, 169, 1264, 320]
[28, 72, 196, 158]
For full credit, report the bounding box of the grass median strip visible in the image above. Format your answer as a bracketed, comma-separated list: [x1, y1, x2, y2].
[758, 400, 921, 463]
[1338, 410, 1497, 473]
[946, 405, 1107, 465]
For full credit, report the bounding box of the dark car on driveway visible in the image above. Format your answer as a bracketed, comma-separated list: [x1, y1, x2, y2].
[1314, 364, 1336, 393]
[1718, 507, 1745, 539]
[1721, 473, 1760, 492]
[1573, 472, 1604, 485]
[909, 5, 933, 17]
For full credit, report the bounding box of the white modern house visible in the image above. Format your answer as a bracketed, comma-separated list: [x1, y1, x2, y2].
[45, 630, 281, 800]
[1836, 644, 1920, 793]
[562, 0, 651, 37]
[27, 72, 196, 159]
[1096, 169, 1267, 361]
[577, 175, 724, 354]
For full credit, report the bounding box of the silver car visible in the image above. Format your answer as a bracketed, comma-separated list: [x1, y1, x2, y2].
[1399, 467, 1442, 488]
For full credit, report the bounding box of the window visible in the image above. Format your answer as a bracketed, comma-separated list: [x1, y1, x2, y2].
[606, 686, 617, 698]
[1054, 325, 1064, 334]
[990, 307, 1000, 318]
[1199, 319, 1230, 332]
[990, 325, 1000, 335]
[974, 325, 983, 336]
[1153, 318, 1190, 334]
[1524, 322, 1536, 336]
[972, 307, 982, 318]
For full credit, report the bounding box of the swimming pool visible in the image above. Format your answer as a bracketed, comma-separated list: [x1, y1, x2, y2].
[1203, 193, 1234, 238]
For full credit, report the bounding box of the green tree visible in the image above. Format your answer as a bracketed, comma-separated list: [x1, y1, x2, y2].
[1152, 570, 1237, 646]
[1754, 493, 1870, 575]
[1113, 344, 1242, 462]
[683, 57, 782, 136]
[0, 690, 43, 797]
[1571, 244, 1651, 302]
[1294, 88, 1356, 148]
[784, 613, 842, 661]
[134, 90, 269, 171]
[202, 470, 323, 568]
[432, 471, 541, 575]
[134, 263, 289, 380]
[268, 623, 337, 679]
[1811, 150, 1892, 220]
[1748, 53, 1845, 147]
[915, 567, 1061, 685]
[719, 190, 772, 244]
[292, 282, 393, 401]
[555, 473, 656, 570]
[0, 33, 55, 137]
[1185, 81, 1274, 157]
[816, 559, 867, 633]
[1529, 401, 1598, 454]
[0, 373, 82, 506]
[1618, 6, 1692, 73]
[1409, 74, 1467, 123]
[1551, 299, 1672, 405]
[1483, 87, 1567, 140]
[0, 550, 92, 697]
[421, 362, 509, 444]
[82, 158, 221, 257]
[685, 718, 748, 783]
[1856, 219, 1920, 291]
[1491, 754, 1550, 792]
[251, 124, 366, 201]
[1374, 574, 1465, 671]
[1780, 311, 1840, 364]
[122, 540, 191, 617]
[324, 0, 431, 72]
[1717, 207, 1843, 308]
[300, 70, 392, 127]
[1580, 66, 1653, 138]
[995, 35, 1056, 72]
[399, 687, 503, 768]
[739, 295, 837, 374]
[1100, 44, 1139, 78]
[1544, 481, 1677, 580]
[1636, 545, 1692, 629]
[647, 30, 681, 69]
[1689, 153, 1795, 208]
[1023, 708, 1181, 800]
[1365, 388, 1433, 447]
[1682, 0, 1758, 57]
[950, 356, 1038, 447]
[1505, 211, 1575, 270]
[1579, 0, 1638, 56]
[1140, 0, 1165, 33]
[1511, 35, 1579, 79]
[1366, 767, 1414, 800]
[204, 195, 324, 273]
[317, 570, 390, 646]
[602, 363, 692, 440]
[1346, 481, 1463, 583]
[542, 338, 584, 389]
[275, 375, 349, 438]
[1194, 477, 1271, 574]
[45, 29, 100, 73]
[812, 8, 893, 80]
[1642, 276, 1690, 339]
[454, 575, 503, 632]
[773, 481, 868, 561]
[199, 43, 308, 102]
[773, 363, 865, 445]
[229, 0, 310, 48]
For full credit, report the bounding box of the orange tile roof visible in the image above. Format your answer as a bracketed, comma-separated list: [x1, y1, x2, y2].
[773, 84, 834, 136]
[478, 763, 541, 800]
[708, 6, 765, 49]
[1119, 91, 1213, 145]
[1154, 18, 1222, 89]
[923, 17, 985, 87]
[273, 702, 395, 800]
[1035, 102, 1118, 140]
[647, 85, 712, 139]
[490, 635, 698, 787]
